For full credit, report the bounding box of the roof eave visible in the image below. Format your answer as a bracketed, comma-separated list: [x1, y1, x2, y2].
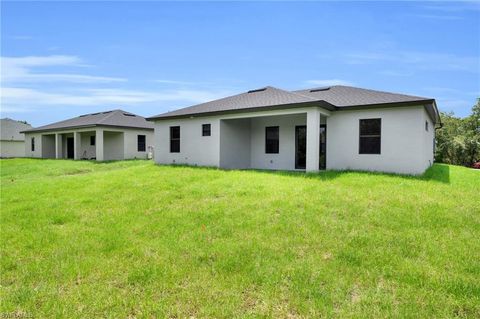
[147, 100, 336, 121]
[21, 123, 154, 134]
[335, 99, 435, 110]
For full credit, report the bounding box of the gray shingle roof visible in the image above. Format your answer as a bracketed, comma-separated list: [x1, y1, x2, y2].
[0, 118, 33, 141]
[148, 85, 437, 122]
[22, 109, 153, 133]
[149, 86, 328, 120]
[294, 85, 431, 107]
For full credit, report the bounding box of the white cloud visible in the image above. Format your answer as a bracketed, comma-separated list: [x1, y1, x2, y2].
[0, 87, 232, 112]
[3, 55, 81, 67]
[304, 79, 354, 87]
[1, 55, 126, 83]
[0, 55, 237, 116]
[344, 51, 479, 73]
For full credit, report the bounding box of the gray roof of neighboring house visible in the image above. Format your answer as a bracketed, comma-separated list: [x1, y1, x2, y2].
[22, 109, 154, 133]
[148, 85, 439, 124]
[0, 118, 33, 141]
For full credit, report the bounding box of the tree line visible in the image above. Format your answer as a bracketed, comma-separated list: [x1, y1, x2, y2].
[435, 98, 480, 167]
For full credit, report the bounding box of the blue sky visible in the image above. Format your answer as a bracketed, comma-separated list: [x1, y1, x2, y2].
[1, 1, 479, 126]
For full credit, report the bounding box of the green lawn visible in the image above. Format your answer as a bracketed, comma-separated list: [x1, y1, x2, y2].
[1, 159, 479, 318]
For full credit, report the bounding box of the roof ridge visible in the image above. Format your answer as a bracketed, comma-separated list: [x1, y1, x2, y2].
[288, 89, 319, 102]
[98, 109, 123, 124]
[298, 85, 430, 100]
[251, 86, 318, 101]
[159, 86, 286, 116]
[340, 85, 429, 99]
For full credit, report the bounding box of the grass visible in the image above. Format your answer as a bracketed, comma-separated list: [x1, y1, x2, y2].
[0, 158, 479, 318]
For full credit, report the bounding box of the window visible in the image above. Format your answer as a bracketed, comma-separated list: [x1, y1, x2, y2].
[202, 124, 211, 136]
[359, 119, 381, 154]
[90, 135, 95, 146]
[170, 126, 180, 153]
[425, 121, 429, 131]
[31, 137, 35, 152]
[137, 135, 146, 152]
[265, 126, 279, 154]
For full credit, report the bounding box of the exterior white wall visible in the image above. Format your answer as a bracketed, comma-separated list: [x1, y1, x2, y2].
[152, 107, 327, 168]
[422, 109, 435, 169]
[55, 133, 63, 159]
[24, 126, 153, 161]
[152, 105, 433, 175]
[41, 135, 56, 158]
[249, 114, 307, 170]
[80, 131, 96, 159]
[24, 133, 43, 158]
[154, 117, 221, 166]
[326, 105, 430, 175]
[96, 129, 104, 161]
[104, 131, 124, 161]
[0, 141, 25, 158]
[73, 132, 81, 160]
[122, 128, 154, 160]
[219, 118, 251, 169]
[306, 108, 321, 172]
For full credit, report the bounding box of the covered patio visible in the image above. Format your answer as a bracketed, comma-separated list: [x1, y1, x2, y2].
[44, 129, 124, 161]
[219, 107, 328, 172]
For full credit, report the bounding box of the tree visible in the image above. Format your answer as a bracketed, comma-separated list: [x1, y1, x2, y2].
[435, 99, 480, 166]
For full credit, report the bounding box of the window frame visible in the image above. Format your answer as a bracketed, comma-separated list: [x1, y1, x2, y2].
[425, 121, 429, 132]
[202, 124, 211, 136]
[137, 134, 146, 152]
[90, 135, 96, 146]
[31, 137, 35, 152]
[170, 126, 180, 153]
[359, 118, 381, 155]
[265, 126, 280, 154]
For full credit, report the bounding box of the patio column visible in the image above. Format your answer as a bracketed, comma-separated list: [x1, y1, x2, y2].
[73, 132, 81, 160]
[55, 133, 63, 159]
[96, 129, 104, 161]
[306, 108, 321, 172]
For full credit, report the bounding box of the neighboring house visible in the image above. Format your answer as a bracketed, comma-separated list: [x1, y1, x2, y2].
[22, 110, 154, 161]
[147, 85, 440, 175]
[0, 118, 33, 158]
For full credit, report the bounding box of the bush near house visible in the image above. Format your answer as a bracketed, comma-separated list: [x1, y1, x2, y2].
[0, 159, 479, 318]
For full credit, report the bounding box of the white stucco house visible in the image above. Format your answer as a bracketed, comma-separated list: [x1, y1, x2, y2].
[147, 85, 440, 175]
[22, 110, 154, 161]
[0, 118, 33, 158]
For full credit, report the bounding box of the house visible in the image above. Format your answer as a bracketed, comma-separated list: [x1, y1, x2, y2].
[147, 85, 440, 175]
[22, 110, 154, 161]
[0, 118, 33, 158]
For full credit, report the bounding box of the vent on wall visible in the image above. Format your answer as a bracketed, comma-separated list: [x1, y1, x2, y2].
[248, 87, 267, 93]
[310, 87, 331, 92]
